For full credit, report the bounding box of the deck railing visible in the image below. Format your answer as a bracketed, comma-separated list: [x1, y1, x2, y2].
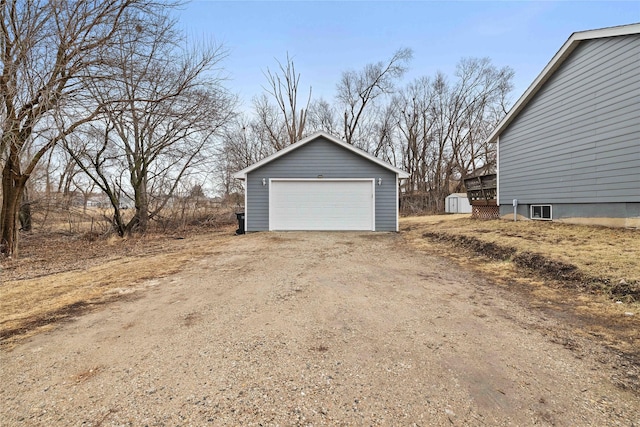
[463, 173, 497, 206]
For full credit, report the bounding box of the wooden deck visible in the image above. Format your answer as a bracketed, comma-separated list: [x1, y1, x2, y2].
[464, 173, 497, 209]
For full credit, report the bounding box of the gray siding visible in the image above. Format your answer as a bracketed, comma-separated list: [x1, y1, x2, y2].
[498, 34, 640, 209]
[245, 136, 398, 231]
[500, 202, 640, 221]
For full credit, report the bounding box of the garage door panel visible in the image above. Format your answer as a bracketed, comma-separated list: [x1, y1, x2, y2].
[270, 180, 374, 230]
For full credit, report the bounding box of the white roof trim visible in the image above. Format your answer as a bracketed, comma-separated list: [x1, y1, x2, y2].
[487, 23, 640, 144]
[233, 131, 410, 179]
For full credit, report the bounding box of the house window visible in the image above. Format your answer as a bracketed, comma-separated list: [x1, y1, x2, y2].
[530, 205, 552, 220]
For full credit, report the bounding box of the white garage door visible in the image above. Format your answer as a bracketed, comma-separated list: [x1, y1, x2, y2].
[269, 179, 375, 231]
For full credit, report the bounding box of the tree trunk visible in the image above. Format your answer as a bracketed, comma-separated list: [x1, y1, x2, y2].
[136, 197, 149, 233]
[19, 202, 32, 232]
[19, 186, 33, 232]
[127, 179, 149, 234]
[1, 159, 27, 257]
[104, 192, 127, 237]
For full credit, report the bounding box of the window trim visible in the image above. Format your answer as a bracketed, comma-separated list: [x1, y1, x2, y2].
[530, 204, 552, 220]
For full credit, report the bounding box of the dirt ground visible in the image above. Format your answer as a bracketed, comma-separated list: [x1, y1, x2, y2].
[1, 231, 639, 426]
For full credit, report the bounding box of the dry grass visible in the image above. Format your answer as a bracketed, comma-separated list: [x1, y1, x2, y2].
[3, 213, 639, 355]
[0, 226, 236, 347]
[32, 205, 239, 235]
[401, 214, 640, 355]
[402, 214, 640, 283]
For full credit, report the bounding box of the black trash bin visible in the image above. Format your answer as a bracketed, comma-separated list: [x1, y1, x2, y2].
[235, 212, 245, 235]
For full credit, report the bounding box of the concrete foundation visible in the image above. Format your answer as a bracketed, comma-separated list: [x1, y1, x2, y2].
[499, 202, 640, 228]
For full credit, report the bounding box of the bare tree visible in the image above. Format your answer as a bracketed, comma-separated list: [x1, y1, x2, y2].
[448, 57, 513, 180]
[62, 124, 130, 235]
[395, 76, 436, 210]
[64, 14, 235, 236]
[336, 48, 412, 148]
[307, 98, 338, 136]
[261, 53, 312, 148]
[395, 58, 513, 213]
[370, 102, 399, 164]
[0, 0, 166, 257]
[216, 118, 271, 199]
[252, 93, 286, 151]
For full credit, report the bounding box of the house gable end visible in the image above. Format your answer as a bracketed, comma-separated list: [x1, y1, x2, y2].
[488, 23, 640, 145]
[233, 131, 409, 179]
[246, 136, 396, 178]
[498, 33, 640, 209]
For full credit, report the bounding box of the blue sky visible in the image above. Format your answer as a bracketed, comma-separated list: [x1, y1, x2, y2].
[176, 1, 640, 108]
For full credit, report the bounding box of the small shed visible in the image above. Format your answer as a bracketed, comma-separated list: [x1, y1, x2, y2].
[233, 132, 410, 232]
[445, 193, 472, 214]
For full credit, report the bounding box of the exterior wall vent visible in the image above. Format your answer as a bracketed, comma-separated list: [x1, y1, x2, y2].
[531, 205, 552, 220]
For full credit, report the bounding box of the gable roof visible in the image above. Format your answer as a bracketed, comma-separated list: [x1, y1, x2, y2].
[487, 22, 640, 144]
[233, 131, 410, 179]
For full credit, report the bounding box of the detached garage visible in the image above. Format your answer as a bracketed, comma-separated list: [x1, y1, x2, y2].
[233, 132, 410, 232]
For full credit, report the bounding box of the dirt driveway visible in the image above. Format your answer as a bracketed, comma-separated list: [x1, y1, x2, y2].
[1, 232, 638, 426]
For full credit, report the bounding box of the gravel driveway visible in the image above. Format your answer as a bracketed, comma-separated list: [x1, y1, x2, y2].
[1, 232, 638, 426]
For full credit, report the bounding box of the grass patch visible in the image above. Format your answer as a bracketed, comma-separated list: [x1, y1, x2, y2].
[0, 227, 235, 348]
[403, 215, 640, 292]
[401, 214, 640, 356]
